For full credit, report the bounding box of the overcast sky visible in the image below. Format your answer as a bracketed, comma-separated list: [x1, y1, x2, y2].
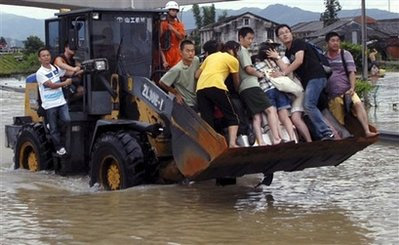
[0, 0, 398, 19]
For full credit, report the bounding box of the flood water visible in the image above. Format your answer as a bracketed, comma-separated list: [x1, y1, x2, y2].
[1, 73, 398, 244]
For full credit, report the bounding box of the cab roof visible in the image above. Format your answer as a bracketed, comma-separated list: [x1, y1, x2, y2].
[55, 8, 166, 17]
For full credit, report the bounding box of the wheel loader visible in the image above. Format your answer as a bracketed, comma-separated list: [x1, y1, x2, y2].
[4, 8, 378, 190]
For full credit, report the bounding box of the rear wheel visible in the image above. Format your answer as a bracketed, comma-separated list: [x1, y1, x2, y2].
[14, 124, 52, 171]
[90, 131, 145, 190]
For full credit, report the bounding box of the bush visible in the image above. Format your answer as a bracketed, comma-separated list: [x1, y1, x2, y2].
[355, 79, 374, 99]
[341, 41, 363, 71]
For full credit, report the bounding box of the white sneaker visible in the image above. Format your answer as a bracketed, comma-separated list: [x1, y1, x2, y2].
[56, 147, 67, 155]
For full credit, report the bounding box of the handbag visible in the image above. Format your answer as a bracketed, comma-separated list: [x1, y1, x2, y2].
[258, 60, 304, 97]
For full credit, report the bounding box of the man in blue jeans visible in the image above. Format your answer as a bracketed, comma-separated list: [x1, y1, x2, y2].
[271, 24, 334, 140]
[36, 47, 74, 155]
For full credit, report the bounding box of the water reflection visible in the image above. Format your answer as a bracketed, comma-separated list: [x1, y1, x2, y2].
[2, 176, 372, 244]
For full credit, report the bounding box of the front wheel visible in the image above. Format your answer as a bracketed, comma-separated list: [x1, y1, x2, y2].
[14, 124, 53, 171]
[90, 131, 145, 190]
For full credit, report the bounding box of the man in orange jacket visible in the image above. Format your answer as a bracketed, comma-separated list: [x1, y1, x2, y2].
[161, 1, 186, 69]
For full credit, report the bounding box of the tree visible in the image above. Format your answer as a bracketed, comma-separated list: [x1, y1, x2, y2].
[192, 4, 203, 29]
[202, 4, 216, 27]
[191, 4, 217, 53]
[0, 36, 7, 48]
[23, 35, 44, 55]
[217, 10, 228, 22]
[320, 0, 342, 27]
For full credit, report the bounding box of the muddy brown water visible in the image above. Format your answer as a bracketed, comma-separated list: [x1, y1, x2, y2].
[1, 73, 398, 244]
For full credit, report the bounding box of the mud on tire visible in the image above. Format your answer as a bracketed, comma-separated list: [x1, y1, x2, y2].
[90, 131, 145, 190]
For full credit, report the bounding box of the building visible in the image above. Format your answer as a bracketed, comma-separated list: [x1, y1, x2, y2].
[291, 17, 399, 59]
[199, 12, 280, 50]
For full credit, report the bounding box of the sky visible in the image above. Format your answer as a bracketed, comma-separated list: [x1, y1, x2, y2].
[0, 0, 398, 19]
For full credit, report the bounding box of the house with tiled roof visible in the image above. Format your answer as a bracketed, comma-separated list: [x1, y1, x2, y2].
[291, 16, 399, 59]
[199, 12, 280, 49]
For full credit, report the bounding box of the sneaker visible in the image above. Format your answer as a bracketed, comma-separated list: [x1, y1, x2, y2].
[321, 133, 335, 141]
[56, 147, 67, 155]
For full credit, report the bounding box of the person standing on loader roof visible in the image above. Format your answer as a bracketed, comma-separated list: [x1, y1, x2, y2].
[36, 47, 74, 156]
[237, 27, 282, 145]
[272, 24, 334, 141]
[325, 32, 378, 137]
[159, 39, 200, 111]
[160, 1, 186, 70]
[54, 42, 84, 102]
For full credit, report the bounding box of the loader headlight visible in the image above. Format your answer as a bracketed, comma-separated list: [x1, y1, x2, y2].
[95, 60, 107, 71]
[81, 58, 108, 72]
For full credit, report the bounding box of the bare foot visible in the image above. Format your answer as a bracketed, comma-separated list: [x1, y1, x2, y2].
[272, 139, 282, 145]
[229, 143, 239, 148]
[365, 131, 379, 137]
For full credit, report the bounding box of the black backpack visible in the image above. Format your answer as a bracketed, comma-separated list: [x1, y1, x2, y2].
[307, 42, 332, 78]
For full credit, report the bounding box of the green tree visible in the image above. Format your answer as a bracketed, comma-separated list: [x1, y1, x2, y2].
[202, 4, 216, 26]
[320, 0, 342, 27]
[217, 10, 228, 22]
[192, 4, 203, 29]
[23, 35, 44, 55]
[0, 36, 7, 47]
[191, 4, 217, 53]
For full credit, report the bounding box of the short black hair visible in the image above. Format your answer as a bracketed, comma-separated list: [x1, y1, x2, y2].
[180, 39, 194, 50]
[238, 27, 254, 39]
[64, 41, 69, 49]
[275, 24, 291, 36]
[222, 40, 240, 52]
[258, 42, 278, 60]
[37, 47, 50, 57]
[325, 31, 341, 42]
[203, 40, 221, 55]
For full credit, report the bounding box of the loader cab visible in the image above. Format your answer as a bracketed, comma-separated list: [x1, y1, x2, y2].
[45, 9, 165, 116]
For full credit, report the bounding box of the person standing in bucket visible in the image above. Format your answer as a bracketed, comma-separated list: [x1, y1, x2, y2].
[272, 24, 334, 141]
[36, 47, 74, 156]
[161, 1, 186, 70]
[159, 40, 200, 111]
[325, 32, 378, 137]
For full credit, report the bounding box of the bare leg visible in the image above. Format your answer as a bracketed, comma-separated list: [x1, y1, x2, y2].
[278, 109, 296, 142]
[291, 111, 312, 142]
[352, 102, 378, 137]
[252, 113, 265, 145]
[228, 125, 239, 147]
[265, 107, 282, 144]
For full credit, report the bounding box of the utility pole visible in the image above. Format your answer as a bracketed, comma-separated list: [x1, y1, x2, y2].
[361, 0, 368, 80]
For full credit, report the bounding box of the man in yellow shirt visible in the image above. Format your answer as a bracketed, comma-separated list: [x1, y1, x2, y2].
[195, 41, 241, 147]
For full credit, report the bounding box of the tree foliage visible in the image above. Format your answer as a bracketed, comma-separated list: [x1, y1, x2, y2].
[0, 36, 7, 47]
[202, 4, 216, 27]
[320, 0, 342, 27]
[23, 35, 44, 55]
[191, 4, 218, 53]
[218, 10, 228, 22]
[192, 4, 202, 29]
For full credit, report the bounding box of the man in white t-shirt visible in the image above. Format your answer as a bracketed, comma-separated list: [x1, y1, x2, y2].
[36, 47, 74, 155]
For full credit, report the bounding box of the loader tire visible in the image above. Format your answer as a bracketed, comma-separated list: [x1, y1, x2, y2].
[90, 131, 145, 190]
[14, 124, 53, 171]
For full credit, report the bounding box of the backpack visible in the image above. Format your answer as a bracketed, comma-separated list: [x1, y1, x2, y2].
[307, 42, 332, 78]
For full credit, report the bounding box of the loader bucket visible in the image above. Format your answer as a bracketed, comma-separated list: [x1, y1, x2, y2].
[132, 76, 378, 181]
[189, 136, 377, 181]
[169, 102, 227, 177]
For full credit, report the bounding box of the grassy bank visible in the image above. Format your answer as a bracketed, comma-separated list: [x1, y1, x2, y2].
[0, 53, 40, 77]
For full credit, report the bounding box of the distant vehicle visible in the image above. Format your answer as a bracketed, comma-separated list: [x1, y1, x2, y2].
[4, 8, 378, 190]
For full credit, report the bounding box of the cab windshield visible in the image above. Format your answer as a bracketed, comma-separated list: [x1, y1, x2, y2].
[92, 13, 153, 77]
